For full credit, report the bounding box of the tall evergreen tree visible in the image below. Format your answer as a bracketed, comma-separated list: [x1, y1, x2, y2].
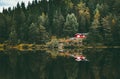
[63, 13, 78, 37]
[13, 8, 26, 41]
[28, 13, 49, 44]
[76, 1, 90, 32]
[53, 11, 65, 36]
[87, 6, 103, 44]
[96, 3, 109, 17]
[38, 24, 49, 44]
[101, 14, 115, 45]
[29, 23, 39, 43]
[38, 13, 49, 43]
[0, 13, 8, 42]
[111, 15, 120, 45]
[8, 19, 18, 45]
[21, 2, 26, 12]
[9, 25, 17, 45]
[91, 6, 101, 29]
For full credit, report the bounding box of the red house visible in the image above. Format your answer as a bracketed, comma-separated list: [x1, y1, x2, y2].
[74, 33, 87, 39]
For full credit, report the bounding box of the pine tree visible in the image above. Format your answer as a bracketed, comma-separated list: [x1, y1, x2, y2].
[38, 12, 48, 26]
[53, 11, 65, 36]
[76, 1, 90, 32]
[38, 13, 49, 43]
[38, 24, 49, 44]
[0, 13, 8, 43]
[112, 16, 120, 45]
[29, 23, 39, 43]
[9, 23, 17, 45]
[87, 6, 103, 44]
[91, 8, 100, 29]
[63, 13, 78, 37]
[101, 14, 115, 45]
[28, 13, 49, 44]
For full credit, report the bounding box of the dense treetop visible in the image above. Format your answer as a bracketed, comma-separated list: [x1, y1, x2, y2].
[0, 0, 120, 45]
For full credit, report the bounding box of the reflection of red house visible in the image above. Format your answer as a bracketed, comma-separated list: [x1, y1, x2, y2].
[74, 33, 87, 39]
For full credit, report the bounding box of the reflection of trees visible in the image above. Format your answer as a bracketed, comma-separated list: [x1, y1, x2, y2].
[0, 50, 19, 79]
[86, 49, 120, 79]
[0, 49, 119, 79]
[46, 56, 92, 79]
[46, 48, 85, 57]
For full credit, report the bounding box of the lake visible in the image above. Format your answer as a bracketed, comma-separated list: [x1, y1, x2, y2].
[0, 48, 120, 79]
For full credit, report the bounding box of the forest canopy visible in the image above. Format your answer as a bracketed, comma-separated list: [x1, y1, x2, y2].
[0, 0, 120, 45]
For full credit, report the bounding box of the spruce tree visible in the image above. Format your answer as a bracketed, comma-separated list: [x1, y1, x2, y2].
[76, 1, 90, 32]
[53, 11, 65, 36]
[63, 13, 78, 37]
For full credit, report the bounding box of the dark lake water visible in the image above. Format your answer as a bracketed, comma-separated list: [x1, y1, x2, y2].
[0, 48, 120, 79]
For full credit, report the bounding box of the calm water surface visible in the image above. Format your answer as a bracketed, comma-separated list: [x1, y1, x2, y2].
[0, 49, 120, 79]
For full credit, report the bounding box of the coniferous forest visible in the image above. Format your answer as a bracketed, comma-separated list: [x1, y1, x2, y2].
[0, 1, 120, 79]
[0, 0, 120, 45]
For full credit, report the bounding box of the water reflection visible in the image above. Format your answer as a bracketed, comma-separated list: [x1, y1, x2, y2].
[0, 48, 120, 79]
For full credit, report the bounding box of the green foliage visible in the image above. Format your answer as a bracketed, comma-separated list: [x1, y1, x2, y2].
[86, 29, 103, 45]
[28, 13, 49, 44]
[38, 12, 47, 25]
[38, 24, 49, 44]
[0, 0, 119, 45]
[29, 23, 39, 43]
[112, 18, 120, 45]
[63, 13, 78, 37]
[0, 13, 8, 42]
[101, 14, 117, 45]
[53, 11, 65, 36]
[96, 3, 109, 17]
[76, 1, 90, 32]
[64, 0, 74, 9]
[9, 26, 17, 45]
[91, 8, 100, 29]
[87, 6, 103, 44]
